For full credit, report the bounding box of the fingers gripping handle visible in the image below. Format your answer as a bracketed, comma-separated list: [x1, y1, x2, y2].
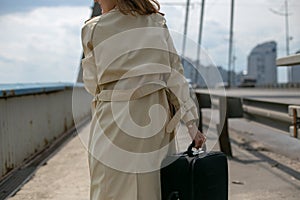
[185, 140, 207, 157]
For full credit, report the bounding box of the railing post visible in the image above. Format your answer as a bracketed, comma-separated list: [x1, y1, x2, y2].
[288, 105, 300, 139]
[217, 96, 233, 157]
[195, 92, 211, 133]
[293, 108, 298, 138]
[219, 117, 232, 157]
[198, 109, 203, 133]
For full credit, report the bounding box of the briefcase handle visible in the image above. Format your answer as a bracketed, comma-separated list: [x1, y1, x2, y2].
[185, 140, 207, 157]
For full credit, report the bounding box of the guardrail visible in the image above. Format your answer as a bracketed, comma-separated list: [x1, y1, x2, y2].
[195, 89, 300, 157]
[0, 83, 92, 180]
[276, 53, 300, 138]
[242, 98, 292, 133]
[289, 105, 300, 139]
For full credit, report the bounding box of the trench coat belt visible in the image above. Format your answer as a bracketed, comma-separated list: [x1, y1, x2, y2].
[92, 81, 195, 134]
[93, 81, 167, 102]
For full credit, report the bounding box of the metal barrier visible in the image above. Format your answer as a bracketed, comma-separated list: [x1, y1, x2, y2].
[275, 54, 300, 137]
[0, 83, 92, 180]
[195, 89, 300, 157]
[289, 105, 300, 139]
[242, 99, 292, 133]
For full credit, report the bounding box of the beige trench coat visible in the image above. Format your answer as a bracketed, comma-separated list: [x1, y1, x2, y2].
[81, 8, 198, 200]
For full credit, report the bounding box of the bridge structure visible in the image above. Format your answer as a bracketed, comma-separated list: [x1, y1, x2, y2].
[1, 2, 300, 200]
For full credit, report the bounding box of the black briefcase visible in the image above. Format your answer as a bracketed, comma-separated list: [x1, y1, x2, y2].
[160, 141, 228, 200]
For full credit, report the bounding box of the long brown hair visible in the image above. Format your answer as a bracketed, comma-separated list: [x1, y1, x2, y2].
[116, 0, 162, 16]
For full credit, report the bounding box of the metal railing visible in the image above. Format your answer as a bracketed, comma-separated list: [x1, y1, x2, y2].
[0, 83, 92, 180]
[195, 89, 300, 156]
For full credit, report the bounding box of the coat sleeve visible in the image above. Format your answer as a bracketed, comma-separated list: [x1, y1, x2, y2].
[81, 21, 98, 96]
[165, 27, 199, 127]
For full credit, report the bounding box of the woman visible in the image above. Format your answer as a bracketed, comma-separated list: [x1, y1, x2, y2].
[81, 0, 206, 199]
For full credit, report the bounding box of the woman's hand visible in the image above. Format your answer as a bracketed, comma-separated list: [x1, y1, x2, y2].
[193, 130, 206, 149]
[187, 121, 206, 149]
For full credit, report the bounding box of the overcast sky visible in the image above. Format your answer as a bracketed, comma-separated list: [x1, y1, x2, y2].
[0, 0, 299, 84]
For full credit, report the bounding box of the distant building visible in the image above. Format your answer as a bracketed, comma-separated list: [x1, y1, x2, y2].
[182, 58, 243, 88]
[247, 41, 277, 85]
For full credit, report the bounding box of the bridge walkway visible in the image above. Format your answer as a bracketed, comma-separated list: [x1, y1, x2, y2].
[8, 122, 300, 200]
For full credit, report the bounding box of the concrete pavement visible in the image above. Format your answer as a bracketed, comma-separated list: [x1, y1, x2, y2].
[202, 109, 300, 161]
[8, 122, 300, 200]
[8, 125, 90, 200]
